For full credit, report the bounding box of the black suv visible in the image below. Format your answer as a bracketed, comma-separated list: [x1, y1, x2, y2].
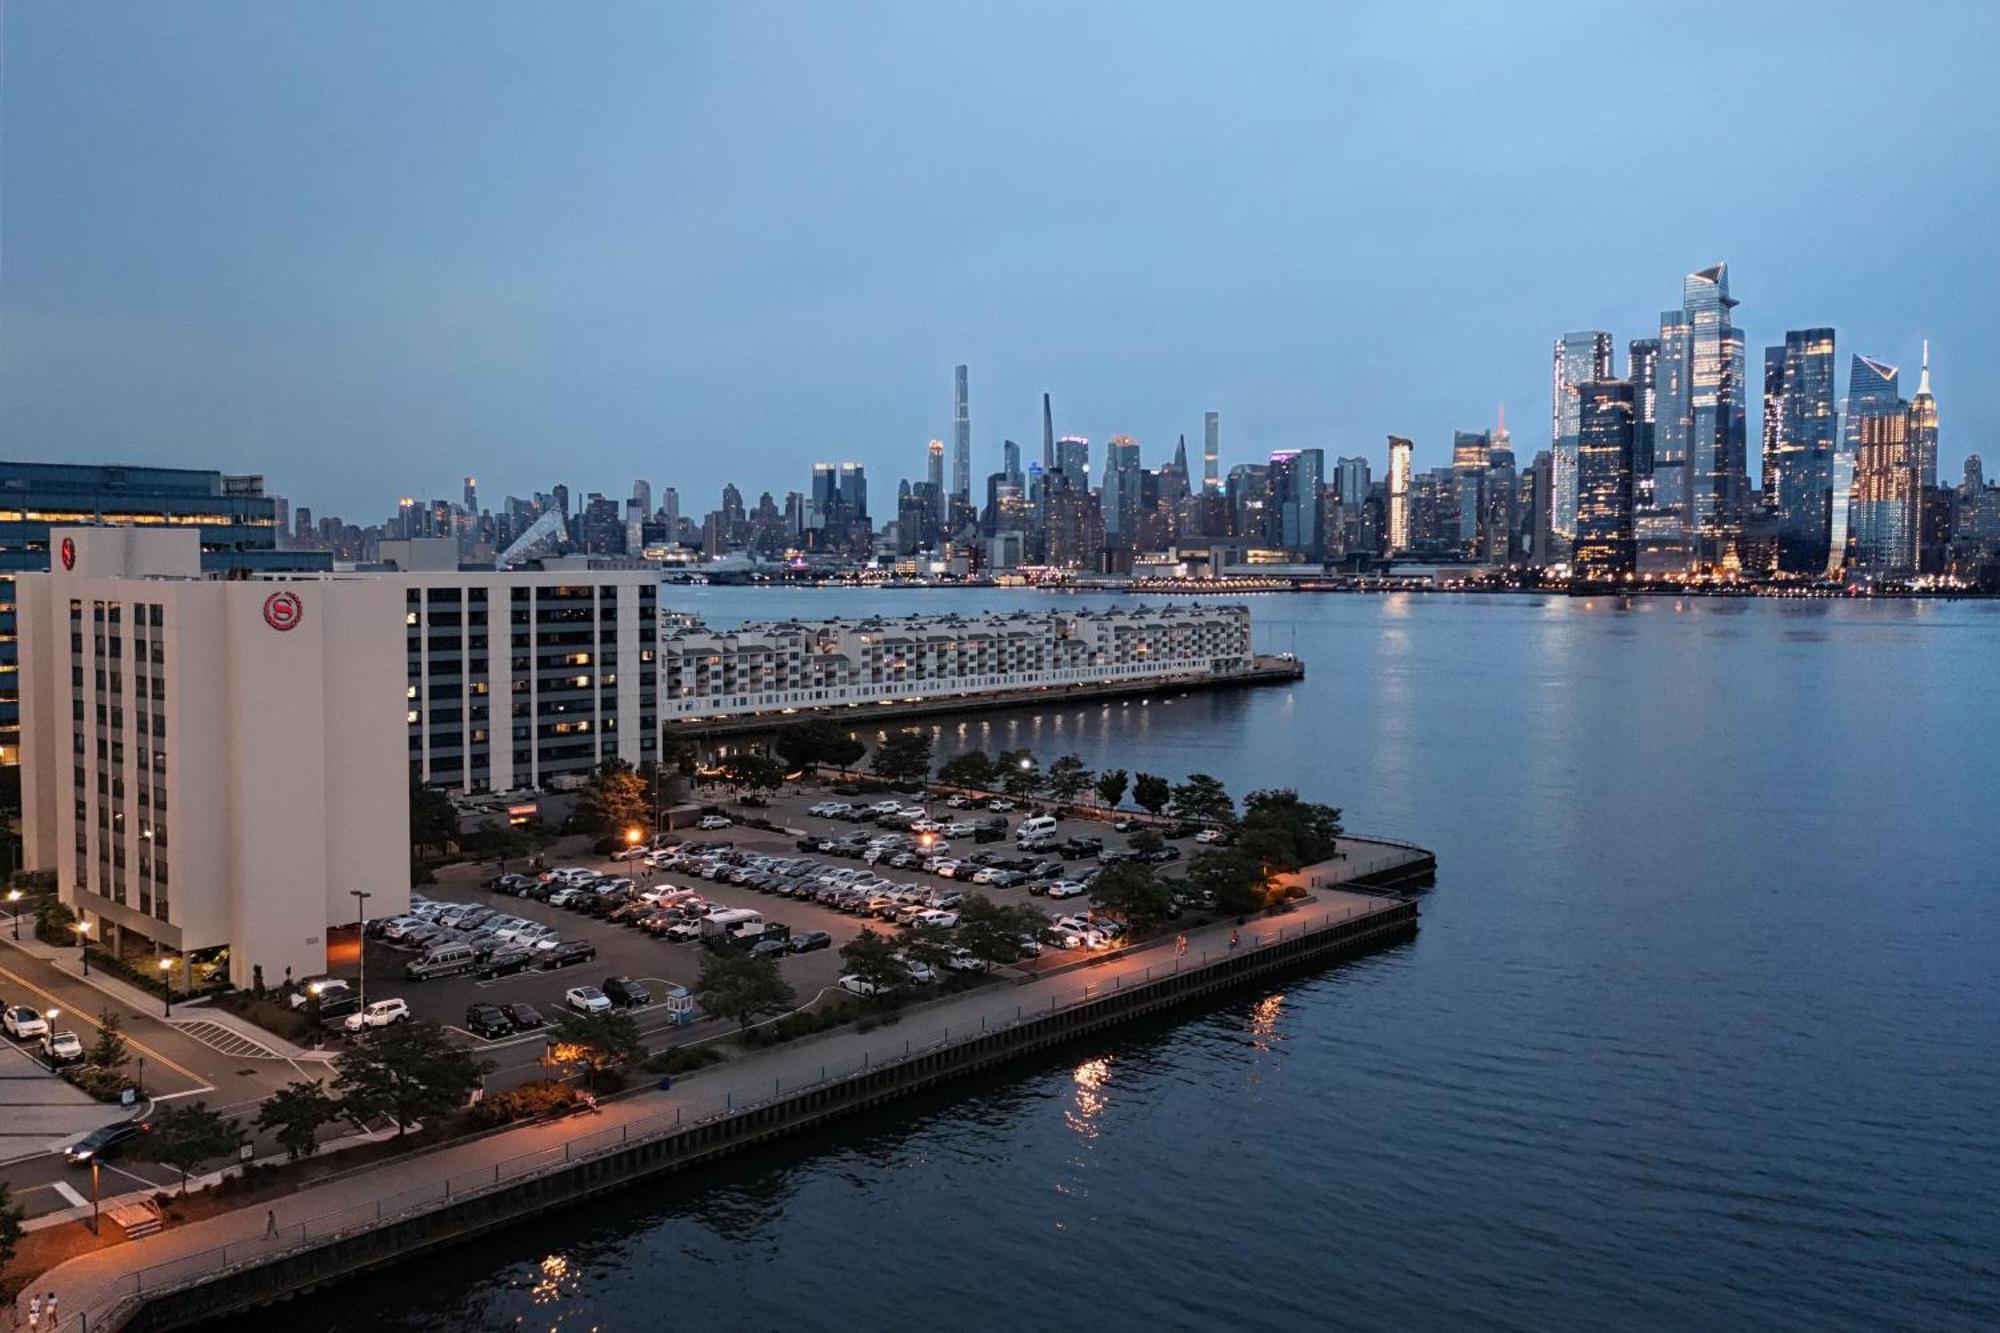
[601, 976, 651, 1008]
[540, 940, 598, 970]
[465, 1003, 513, 1039]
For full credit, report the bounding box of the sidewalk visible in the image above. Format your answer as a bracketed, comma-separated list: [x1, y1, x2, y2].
[27, 892, 1404, 1330]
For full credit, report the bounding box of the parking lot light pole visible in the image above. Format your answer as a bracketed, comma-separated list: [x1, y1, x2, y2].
[75, 919, 92, 975]
[159, 956, 176, 1018]
[6, 888, 21, 940]
[351, 889, 373, 1013]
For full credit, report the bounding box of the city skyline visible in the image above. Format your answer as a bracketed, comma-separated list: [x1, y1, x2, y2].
[3, 4, 1996, 515]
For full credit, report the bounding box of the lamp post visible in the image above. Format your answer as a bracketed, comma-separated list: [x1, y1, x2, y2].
[6, 888, 20, 941]
[74, 919, 91, 976]
[159, 956, 176, 1018]
[350, 889, 372, 1013]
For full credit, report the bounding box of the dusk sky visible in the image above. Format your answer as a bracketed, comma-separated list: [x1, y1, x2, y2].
[4, 2, 1997, 518]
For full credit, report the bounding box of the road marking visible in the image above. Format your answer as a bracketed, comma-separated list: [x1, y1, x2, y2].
[0, 960, 210, 1090]
[52, 1181, 86, 1208]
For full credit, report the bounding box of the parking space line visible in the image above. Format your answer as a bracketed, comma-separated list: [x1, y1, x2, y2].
[52, 1181, 87, 1209]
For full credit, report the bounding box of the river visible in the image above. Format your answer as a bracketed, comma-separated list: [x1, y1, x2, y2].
[228, 589, 2000, 1332]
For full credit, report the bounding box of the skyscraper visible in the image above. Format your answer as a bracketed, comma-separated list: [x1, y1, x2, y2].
[927, 439, 945, 497]
[1648, 304, 1695, 569]
[1272, 449, 1325, 556]
[1056, 436, 1090, 483]
[1909, 341, 1939, 492]
[1203, 412, 1220, 492]
[1452, 431, 1490, 557]
[951, 365, 972, 502]
[1831, 354, 1901, 572]
[1102, 437, 1143, 542]
[462, 476, 479, 513]
[1551, 331, 1615, 542]
[1681, 263, 1749, 569]
[1042, 393, 1056, 472]
[1767, 328, 1838, 572]
[1387, 436, 1413, 552]
[1574, 380, 1637, 582]
[1003, 438, 1022, 488]
[1843, 356, 1915, 574]
[1628, 338, 1660, 483]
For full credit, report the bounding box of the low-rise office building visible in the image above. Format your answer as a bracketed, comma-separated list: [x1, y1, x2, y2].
[658, 603, 1253, 722]
[18, 528, 407, 986]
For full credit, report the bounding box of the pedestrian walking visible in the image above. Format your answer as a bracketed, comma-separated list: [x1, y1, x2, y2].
[41, 1295, 55, 1327]
[1229, 929, 1240, 949]
[27, 1292, 41, 1330]
[266, 1208, 279, 1238]
[1175, 934, 1188, 956]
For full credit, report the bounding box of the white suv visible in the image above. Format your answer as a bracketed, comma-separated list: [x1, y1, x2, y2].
[344, 998, 411, 1031]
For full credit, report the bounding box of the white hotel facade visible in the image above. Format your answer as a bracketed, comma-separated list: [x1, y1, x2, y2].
[18, 529, 1256, 985]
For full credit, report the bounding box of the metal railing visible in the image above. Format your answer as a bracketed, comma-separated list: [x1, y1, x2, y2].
[53, 898, 1409, 1332]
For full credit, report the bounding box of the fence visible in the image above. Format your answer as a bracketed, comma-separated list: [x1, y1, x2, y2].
[54, 897, 1413, 1333]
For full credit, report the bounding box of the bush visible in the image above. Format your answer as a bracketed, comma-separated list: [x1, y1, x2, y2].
[466, 1079, 583, 1128]
[645, 1045, 724, 1076]
[64, 1065, 136, 1102]
[411, 861, 438, 887]
[741, 1001, 858, 1048]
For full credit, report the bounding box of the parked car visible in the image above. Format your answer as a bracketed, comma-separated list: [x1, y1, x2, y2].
[899, 957, 936, 984]
[946, 948, 989, 973]
[665, 921, 703, 942]
[602, 976, 652, 1008]
[465, 1003, 513, 1039]
[1194, 828, 1228, 844]
[540, 940, 599, 970]
[698, 815, 733, 830]
[64, 1117, 151, 1166]
[501, 1002, 546, 1029]
[344, 998, 412, 1031]
[787, 929, 832, 953]
[565, 986, 612, 1014]
[839, 974, 893, 997]
[747, 938, 789, 960]
[42, 1030, 85, 1065]
[478, 946, 536, 979]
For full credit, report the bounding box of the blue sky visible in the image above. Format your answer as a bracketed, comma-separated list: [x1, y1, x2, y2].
[3, 1, 1996, 519]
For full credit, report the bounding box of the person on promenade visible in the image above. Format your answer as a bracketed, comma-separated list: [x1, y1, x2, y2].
[1229, 929, 1240, 949]
[41, 1295, 55, 1327]
[1175, 934, 1188, 956]
[27, 1292, 41, 1330]
[266, 1208, 280, 1238]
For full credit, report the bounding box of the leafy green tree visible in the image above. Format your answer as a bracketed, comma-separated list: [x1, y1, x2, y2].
[954, 894, 1043, 966]
[719, 752, 788, 800]
[86, 1007, 129, 1073]
[1093, 768, 1130, 810]
[898, 921, 956, 974]
[131, 1100, 247, 1194]
[576, 759, 651, 838]
[776, 719, 865, 776]
[1132, 772, 1171, 816]
[998, 749, 1042, 798]
[838, 927, 907, 995]
[694, 951, 798, 1032]
[549, 1007, 650, 1088]
[334, 1021, 490, 1137]
[660, 733, 700, 780]
[1186, 847, 1271, 915]
[1128, 827, 1165, 857]
[0, 1181, 22, 1267]
[1087, 861, 1176, 934]
[409, 780, 458, 849]
[1236, 790, 1344, 869]
[936, 749, 999, 792]
[868, 731, 935, 785]
[1044, 754, 1093, 806]
[465, 817, 533, 865]
[1168, 773, 1235, 826]
[255, 1079, 342, 1162]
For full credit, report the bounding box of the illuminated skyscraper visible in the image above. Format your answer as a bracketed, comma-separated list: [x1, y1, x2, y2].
[1203, 412, 1220, 492]
[1628, 338, 1659, 483]
[1765, 328, 1838, 571]
[1272, 448, 1325, 556]
[1681, 263, 1749, 569]
[1909, 341, 1939, 492]
[951, 365, 972, 502]
[927, 439, 946, 498]
[1551, 331, 1614, 542]
[1574, 380, 1637, 582]
[1849, 401, 1917, 574]
[1452, 431, 1489, 557]
[1056, 436, 1090, 482]
[1830, 355, 1900, 572]
[1102, 436, 1143, 542]
[1387, 436, 1413, 552]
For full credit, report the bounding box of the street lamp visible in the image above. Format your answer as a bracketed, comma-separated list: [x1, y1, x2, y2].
[5, 888, 20, 941]
[74, 919, 91, 976]
[159, 956, 177, 1018]
[350, 889, 373, 1013]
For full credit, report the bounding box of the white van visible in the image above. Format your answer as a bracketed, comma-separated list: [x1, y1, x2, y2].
[1015, 815, 1058, 840]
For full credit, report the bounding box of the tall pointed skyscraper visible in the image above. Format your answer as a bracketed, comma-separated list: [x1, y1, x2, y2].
[1830, 354, 1902, 573]
[1909, 341, 1939, 492]
[951, 365, 972, 501]
[1681, 263, 1749, 569]
[1551, 331, 1615, 544]
[1042, 393, 1056, 472]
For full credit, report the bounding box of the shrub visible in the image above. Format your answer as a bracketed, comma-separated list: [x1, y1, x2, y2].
[212, 991, 316, 1042]
[64, 1065, 136, 1103]
[467, 1079, 582, 1128]
[645, 1045, 724, 1076]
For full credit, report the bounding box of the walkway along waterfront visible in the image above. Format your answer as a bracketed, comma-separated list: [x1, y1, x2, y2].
[34, 850, 1427, 1332]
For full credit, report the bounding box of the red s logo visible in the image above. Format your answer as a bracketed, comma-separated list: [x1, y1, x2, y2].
[59, 537, 76, 571]
[263, 590, 304, 632]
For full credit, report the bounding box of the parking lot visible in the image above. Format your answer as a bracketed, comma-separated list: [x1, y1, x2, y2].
[325, 784, 1212, 1053]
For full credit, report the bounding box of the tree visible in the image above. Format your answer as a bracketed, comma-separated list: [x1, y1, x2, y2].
[408, 780, 457, 850]
[1132, 772, 1171, 816]
[1093, 768, 1130, 810]
[548, 1008, 649, 1088]
[334, 1021, 490, 1137]
[776, 719, 865, 776]
[719, 752, 787, 801]
[868, 731, 934, 785]
[936, 749, 999, 792]
[465, 817, 533, 865]
[575, 758, 651, 838]
[1088, 861, 1176, 934]
[1044, 754, 1093, 806]
[659, 732, 700, 780]
[255, 1079, 342, 1162]
[998, 749, 1042, 799]
[954, 894, 1043, 967]
[0, 1181, 21, 1269]
[86, 1007, 129, 1073]
[1169, 773, 1236, 826]
[34, 894, 76, 945]
[694, 951, 798, 1032]
[899, 921, 956, 974]
[1186, 847, 1271, 915]
[1129, 827, 1165, 857]
[131, 1100, 247, 1195]
[838, 928, 906, 995]
[1236, 790, 1344, 870]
